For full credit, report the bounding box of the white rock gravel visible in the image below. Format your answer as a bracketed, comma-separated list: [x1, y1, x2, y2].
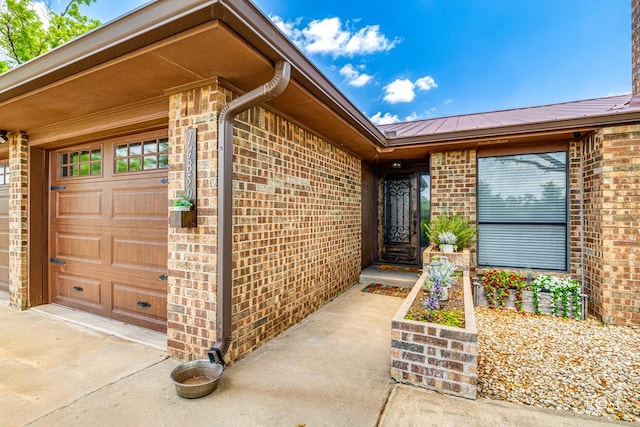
[476, 307, 640, 423]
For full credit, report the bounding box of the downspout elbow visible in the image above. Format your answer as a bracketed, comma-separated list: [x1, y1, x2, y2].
[211, 61, 291, 365]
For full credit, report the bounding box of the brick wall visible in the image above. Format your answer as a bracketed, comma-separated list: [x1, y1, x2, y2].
[167, 79, 361, 361]
[8, 132, 28, 310]
[430, 150, 477, 222]
[568, 141, 583, 278]
[581, 132, 605, 318]
[585, 125, 640, 325]
[166, 81, 222, 360]
[430, 150, 477, 266]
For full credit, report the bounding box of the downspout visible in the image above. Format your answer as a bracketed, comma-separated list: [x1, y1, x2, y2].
[208, 60, 291, 366]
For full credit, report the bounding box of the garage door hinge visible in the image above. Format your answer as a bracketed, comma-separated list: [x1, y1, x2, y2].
[160, 178, 169, 184]
[49, 257, 65, 265]
[50, 185, 66, 191]
[159, 275, 168, 281]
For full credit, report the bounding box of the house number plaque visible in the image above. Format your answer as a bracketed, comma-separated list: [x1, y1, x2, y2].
[185, 127, 197, 207]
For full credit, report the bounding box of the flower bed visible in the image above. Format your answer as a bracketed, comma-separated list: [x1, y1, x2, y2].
[391, 271, 478, 399]
[473, 269, 586, 319]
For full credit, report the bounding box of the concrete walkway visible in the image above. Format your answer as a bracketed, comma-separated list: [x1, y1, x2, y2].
[0, 286, 624, 426]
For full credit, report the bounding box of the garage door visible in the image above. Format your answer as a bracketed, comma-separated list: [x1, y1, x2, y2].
[49, 136, 168, 331]
[0, 162, 9, 293]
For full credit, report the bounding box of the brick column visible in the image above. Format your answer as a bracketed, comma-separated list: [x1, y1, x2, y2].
[166, 79, 224, 361]
[430, 150, 477, 222]
[430, 149, 477, 264]
[8, 132, 29, 310]
[583, 126, 640, 326]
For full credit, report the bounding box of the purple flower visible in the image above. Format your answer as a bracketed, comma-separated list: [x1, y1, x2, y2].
[432, 284, 443, 295]
[425, 296, 440, 311]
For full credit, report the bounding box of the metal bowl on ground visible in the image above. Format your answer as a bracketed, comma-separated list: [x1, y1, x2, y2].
[170, 359, 224, 399]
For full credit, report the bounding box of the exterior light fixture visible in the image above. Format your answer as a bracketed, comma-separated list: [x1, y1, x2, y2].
[391, 159, 402, 169]
[0, 130, 7, 144]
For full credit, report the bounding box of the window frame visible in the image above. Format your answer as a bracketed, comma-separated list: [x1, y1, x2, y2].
[113, 137, 169, 175]
[0, 162, 9, 185]
[476, 150, 570, 272]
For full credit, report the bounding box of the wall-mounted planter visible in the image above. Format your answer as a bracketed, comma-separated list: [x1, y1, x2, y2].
[391, 271, 478, 400]
[170, 206, 197, 228]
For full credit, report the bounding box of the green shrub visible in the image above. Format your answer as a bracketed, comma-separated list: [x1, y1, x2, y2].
[423, 214, 476, 250]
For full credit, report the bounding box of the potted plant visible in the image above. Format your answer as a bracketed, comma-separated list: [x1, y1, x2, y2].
[424, 214, 476, 252]
[171, 195, 193, 211]
[438, 231, 457, 253]
[170, 195, 196, 227]
[424, 258, 456, 301]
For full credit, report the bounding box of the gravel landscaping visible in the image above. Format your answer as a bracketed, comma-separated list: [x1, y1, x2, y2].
[476, 307, 640, 423]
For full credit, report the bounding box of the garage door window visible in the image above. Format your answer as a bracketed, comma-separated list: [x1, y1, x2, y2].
[0, 163, 8, 185]
[59, 149, 102, 177]
[115, 138, 169, 173]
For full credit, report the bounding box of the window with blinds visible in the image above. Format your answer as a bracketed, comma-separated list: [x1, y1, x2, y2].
[477, 152, 568, 271]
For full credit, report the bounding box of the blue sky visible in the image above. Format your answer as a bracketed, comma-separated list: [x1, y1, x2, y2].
[72, 0, 630, 125]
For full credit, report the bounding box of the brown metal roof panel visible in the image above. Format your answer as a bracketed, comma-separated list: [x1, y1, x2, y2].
[380, 94, 637, 139]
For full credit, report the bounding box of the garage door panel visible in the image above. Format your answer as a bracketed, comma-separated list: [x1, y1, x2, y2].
[52, 272, 103, 309]
[112, 283, 167, 325]
[112, 236, 167, 274]
[0, 230, 8, 249]
[112, 186, 168, 223]
[54, 190, 103, 219]
[0, 265, 8, 289]
[53, 231, 103, 265]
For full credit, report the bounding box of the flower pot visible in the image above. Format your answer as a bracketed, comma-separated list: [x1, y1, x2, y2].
[170, 205, 192, 212]
[440, 244, 454, 253]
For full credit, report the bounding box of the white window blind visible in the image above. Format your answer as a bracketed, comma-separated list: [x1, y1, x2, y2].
[477, 152, 567, 271]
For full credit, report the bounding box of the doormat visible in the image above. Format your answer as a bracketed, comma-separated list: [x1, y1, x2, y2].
[377, 264, 422, 274]
[361, 283, 411, 298]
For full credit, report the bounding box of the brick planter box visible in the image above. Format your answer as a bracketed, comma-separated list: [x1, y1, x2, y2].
[423, 247, 471, 272]
[391, 271, 478, 399]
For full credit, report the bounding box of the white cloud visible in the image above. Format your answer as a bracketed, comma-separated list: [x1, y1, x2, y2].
[383, 75, 438, 104]
[416, 76, 438, 91]
[271, 15, 302, 41]
[339, 64, 372, 87]
[444, 99, 454, 105]
[383, 79, 416, 104]
[370, 111, 400, 125]
[270, 15, 399, 57]
[405, 112, 420, 122]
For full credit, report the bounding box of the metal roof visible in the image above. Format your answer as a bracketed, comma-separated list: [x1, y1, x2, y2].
[379, 94, 639, 141]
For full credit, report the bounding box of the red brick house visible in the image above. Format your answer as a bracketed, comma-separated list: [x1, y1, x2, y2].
[0, 0, 637, 363]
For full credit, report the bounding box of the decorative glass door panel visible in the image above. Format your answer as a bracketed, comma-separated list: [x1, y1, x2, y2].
[378, 173, 420, 264]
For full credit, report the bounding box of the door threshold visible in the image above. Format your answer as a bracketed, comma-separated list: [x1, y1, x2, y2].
[31, 303, 166, 351]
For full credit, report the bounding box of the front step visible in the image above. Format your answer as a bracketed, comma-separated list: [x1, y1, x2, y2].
[359, 265, 422, 288]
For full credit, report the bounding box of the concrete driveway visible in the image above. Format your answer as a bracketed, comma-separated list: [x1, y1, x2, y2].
[1, 286, 623, 427]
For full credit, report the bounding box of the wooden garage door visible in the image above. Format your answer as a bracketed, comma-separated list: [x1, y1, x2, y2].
[49, 136, 168, 331]
[0, 162, 9, 293]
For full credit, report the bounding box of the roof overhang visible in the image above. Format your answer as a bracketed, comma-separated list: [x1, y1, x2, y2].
[0, 0, 638, 162]
[0, 0, 386, 158]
